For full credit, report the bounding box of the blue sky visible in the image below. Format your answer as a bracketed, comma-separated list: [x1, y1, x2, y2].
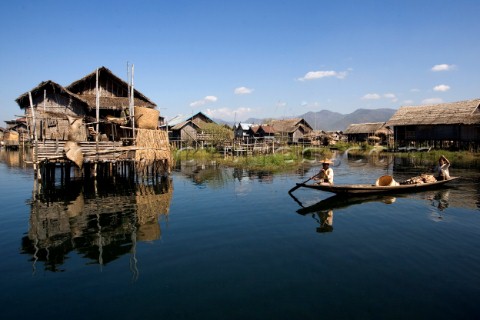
[1, 0, 479, 124]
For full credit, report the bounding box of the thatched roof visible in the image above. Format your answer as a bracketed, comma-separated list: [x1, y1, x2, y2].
[344, 122, 386, 134]
[15, 80, 88, 109]
[16, 67, 157, 113]
[386, 99, 480, 126]
[78, 96, 153, 110]
[269, 118, 312, 133]
[66, 66, 156, 109]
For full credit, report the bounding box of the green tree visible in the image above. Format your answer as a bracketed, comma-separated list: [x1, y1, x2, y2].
[202, 123, 234, 147]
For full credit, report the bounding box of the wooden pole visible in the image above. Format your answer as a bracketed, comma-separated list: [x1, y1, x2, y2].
[130, 64, 135, 140]
[95, 68, 100, 143]
[43, 90, 46, 112]
[29, 92, 41, 180]
[94, 68, 100, 177]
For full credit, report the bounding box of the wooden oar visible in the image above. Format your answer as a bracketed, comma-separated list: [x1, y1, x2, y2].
[288, 177, 314, 194]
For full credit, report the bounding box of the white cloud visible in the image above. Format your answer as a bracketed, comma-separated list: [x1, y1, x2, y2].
[383, 93, 398, 102]
[410, 88, 420, 92]
[298, 70, 347, 81]
[204, 96, 217, 102]
[422, 98, 443, 105]
[234, 87, 254, 95]
[301, 101, 320, 108]
[204, 107, 252, 120]
[362, 92, 398, 102]
[431, 64, 455, 72]
[190, 95, 218, 108]
[362, 93, 381, 100]
[433, 84, 450, 92]
[403, 100, 414, 105]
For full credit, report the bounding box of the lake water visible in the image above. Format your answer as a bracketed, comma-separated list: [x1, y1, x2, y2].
[1, 149, 480, 320]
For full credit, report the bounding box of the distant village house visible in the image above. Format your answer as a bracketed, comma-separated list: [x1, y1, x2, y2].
[343, 122, 391, 145]
[269, 118, 313, 143]
[165, 112, 216, 148]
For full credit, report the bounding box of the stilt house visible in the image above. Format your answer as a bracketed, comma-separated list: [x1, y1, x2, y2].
[14, 66, 172, 180]
[343, 122, 391, 144]
[15, 67, 157, 142]
[249, 124, 276, 141]
[386, 99, 480, 150]
[269, 118, 313, 143]
[234, 123, 253, 141]
[166, 112, 216, 147]
[66, 67, 157, 141]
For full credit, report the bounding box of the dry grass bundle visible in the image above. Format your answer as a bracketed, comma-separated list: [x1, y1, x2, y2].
[135, 129, 172, 174]
[4, 131, 19, 144]
[134, 106, 159, 129]
[401, 174, 437, 185]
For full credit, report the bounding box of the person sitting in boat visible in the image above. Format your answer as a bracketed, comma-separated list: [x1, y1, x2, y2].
[312, 159, 334, 184]
[434, 155, 450, 180]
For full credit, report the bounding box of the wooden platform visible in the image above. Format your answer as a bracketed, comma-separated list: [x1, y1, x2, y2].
[32, 140, 134, 163]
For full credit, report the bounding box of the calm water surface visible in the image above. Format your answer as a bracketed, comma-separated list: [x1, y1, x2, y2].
[1, 150, 480, 319]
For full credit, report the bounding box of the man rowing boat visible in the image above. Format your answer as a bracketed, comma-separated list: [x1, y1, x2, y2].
[312, 159, 334, 185]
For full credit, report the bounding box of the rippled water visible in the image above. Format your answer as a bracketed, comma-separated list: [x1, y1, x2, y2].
[1, 150, 480, 319]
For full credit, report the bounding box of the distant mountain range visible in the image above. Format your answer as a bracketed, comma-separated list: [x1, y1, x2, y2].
[214, 108, 397, 131]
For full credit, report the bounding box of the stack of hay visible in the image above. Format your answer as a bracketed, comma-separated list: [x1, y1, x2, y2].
[401, 174, 436, 185]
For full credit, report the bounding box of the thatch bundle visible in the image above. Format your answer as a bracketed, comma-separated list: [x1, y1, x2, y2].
[4, 131, 19, 144]
[135, 128, 172, 165]
[134, 106, 159, 129]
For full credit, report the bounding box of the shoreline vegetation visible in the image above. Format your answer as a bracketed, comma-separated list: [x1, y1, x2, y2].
[173, 144, 480, 172]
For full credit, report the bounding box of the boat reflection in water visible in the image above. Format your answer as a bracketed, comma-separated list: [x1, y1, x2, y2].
[21, 176, 172, 274]
[292, 193, 399, 234]
[290, 187, 465, 233]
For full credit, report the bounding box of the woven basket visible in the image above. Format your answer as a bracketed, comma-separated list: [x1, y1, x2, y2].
[375, 175, 399, 186]
[134, 106, 159, 129]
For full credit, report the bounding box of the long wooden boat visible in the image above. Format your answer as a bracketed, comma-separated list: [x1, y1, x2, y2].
[295, 177, 458, 195]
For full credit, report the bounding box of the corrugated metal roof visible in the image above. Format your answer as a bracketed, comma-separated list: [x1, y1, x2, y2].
[166, 115, 188, 127]
[237, 123, 252, 130]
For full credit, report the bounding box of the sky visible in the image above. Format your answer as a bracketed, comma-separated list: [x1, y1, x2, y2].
[1, 0, 479, 124]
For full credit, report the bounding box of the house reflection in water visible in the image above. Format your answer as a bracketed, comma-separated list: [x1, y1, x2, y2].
[21, 177, 172, 273]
